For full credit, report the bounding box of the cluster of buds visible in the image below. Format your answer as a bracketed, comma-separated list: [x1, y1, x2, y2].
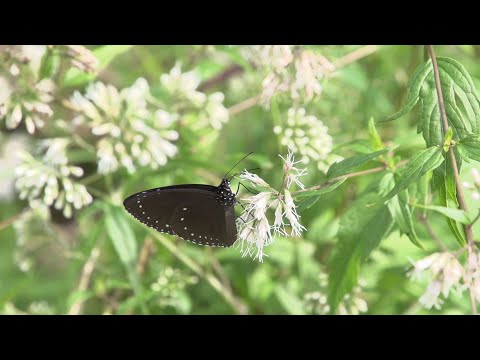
[303, 273, 368, 315]
[65, 79, 179, 174]
[274, 107, 341, 172]
[14, 138, 93, 218]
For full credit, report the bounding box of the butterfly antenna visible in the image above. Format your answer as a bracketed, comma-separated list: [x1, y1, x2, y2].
[227, 167, 261, 181]
[223, 151, 254, 179]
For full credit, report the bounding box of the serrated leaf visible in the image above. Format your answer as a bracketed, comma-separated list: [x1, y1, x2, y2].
[328, 193, 392, 312]
[274, 286, 306, 315]
[368, 117, 384, 150]
[413, 204, 472, 224]
[104, 204, 137, 266]
[380, 60, 431, 123]
[457, 134, 480, 162]
[381, 57, 480, 148]
[379, 173, 423, 249]
[383, 147, 444, 201]
[432, 170, 466, 246]
[63, 45, 133, 87]
[327, 147, 394, 179]
[381, 97, 419, 123]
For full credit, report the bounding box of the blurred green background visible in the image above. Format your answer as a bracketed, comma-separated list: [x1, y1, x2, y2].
[1, 45, 479, 315]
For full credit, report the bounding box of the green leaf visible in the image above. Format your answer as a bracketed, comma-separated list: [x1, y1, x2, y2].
[380, 57, 480, 148]
[432, 170, 466, 246]
[368, 117, 384, 150]
[104, 204, 137, 267]
[327, 147, 394, 179]
[379, 173, 423, 249]
[379, 60, 431, 123]
[380, 97, 419, 123]
[457, 134, 480, 162]
[295, 178, 347, 212]
[103, 203, 147, 313]
[274, 286, 306, 315]
[63, 45, 133, 87]
[413, 204, 472, 224]
[443, 127, 454, 152]
[328, 193, 393, 312]
[383, 147, 444, 201]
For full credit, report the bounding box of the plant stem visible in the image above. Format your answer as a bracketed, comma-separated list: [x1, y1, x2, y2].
[426, 45, 477, 314]
[0, 209, 30, 233]
[418, 215, 448, 251]
[471, 210, 480, 226]
[152, 233, 248, 314]
[292, 160, 408, 196]
[332, 45, 379, 69]
[228, 95, 260, 116]
[136, 237, 156, 276]
[68, 246, 101, 315]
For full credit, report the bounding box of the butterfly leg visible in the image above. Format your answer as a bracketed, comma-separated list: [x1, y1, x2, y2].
[235, 182, 256, 195]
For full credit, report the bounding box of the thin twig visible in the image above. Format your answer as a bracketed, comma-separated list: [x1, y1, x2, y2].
[68, 246, 101, 315]
[228, 95, 260, 116]
[207, 248, 233, 292]
[471, 210, 480, 226]
[136, 237, 156, 276]
[152, 232, 248, 314]
[292, 159, 408, 196]
[418, 215, 449, 251]
[332, 45, 379, 69]
[0, 209, 30, 232]
[426, 45, 477, 314]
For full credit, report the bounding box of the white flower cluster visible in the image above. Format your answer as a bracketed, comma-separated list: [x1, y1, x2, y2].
[408, 252, 466, 310]
[0, 301, 54, 315]
[242, 45, 335, 107]
[0, 46, 55, 134]
[236, 150, 307, 262]
[274, 107, 341, 172]
[150, 266, 198, 310]
[303, 273, 368, 315]
[160, 63, 229, 130]
[463, 252, 480, 305]
[66, 79, 179, 174]
[0, 134, 28, 200]
[61, 45, 98, 73]
[15, 138, 93, 218]
[12, 203, 55, 272]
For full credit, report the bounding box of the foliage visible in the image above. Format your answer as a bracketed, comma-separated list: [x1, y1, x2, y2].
[2, 45, 480, 315]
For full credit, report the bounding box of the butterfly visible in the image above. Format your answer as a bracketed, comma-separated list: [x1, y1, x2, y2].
[123, 153, 254, 248]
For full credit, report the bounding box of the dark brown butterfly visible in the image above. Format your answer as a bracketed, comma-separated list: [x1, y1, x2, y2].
[123, 179, 237, 247]
[123, 153, 254, 247]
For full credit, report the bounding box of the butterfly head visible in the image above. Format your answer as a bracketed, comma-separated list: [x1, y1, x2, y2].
[217, 179, 235, 206]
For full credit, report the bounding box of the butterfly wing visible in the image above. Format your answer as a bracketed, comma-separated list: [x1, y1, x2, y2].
[123, 185, 237, 247]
